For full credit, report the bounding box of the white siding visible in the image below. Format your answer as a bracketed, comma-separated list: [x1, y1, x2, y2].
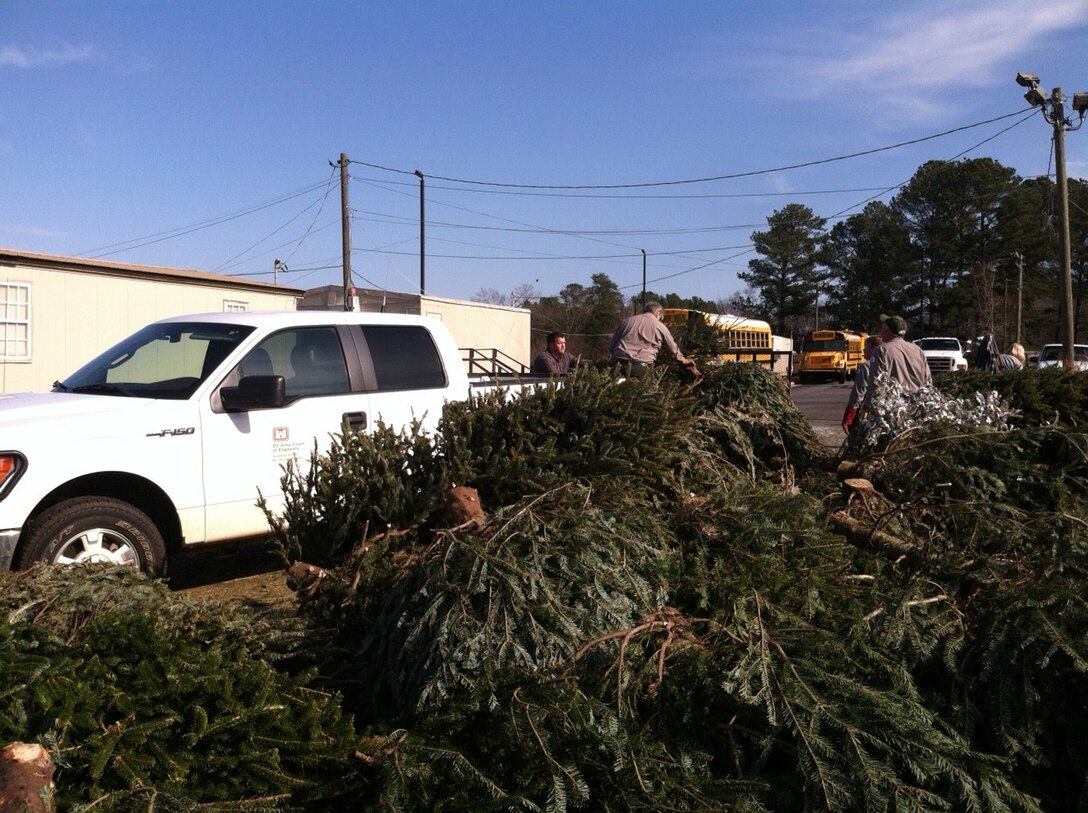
[0, 261, 299, 393]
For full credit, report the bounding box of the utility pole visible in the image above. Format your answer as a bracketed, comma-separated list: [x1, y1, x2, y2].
[641, 249, 646, 309]
[1014, 252, 1024, 346]
[1016, 73, 1088, 368]
[1053, 90, 1075, 367]
[415, 170, 425, 296]
[338, 153, 352, 311]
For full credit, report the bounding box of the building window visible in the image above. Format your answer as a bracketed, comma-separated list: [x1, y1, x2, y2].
[0, 283, 30, 361]
[224, 300, 248, 312]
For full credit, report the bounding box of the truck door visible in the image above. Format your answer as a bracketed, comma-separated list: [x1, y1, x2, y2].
[200, 326, 370, 543]
[347, 324, 453, 437]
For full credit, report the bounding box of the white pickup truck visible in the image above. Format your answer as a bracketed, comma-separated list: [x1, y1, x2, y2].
[0, 310, 530, 576]
[913, 336, 969, 373]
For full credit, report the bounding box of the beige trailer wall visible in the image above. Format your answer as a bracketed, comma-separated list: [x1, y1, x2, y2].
[330, 288, 531, 371]
[419, 296, 530, 371]
[0, 264, 298, 393]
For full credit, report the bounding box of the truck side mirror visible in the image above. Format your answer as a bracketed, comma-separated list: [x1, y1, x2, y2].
[220, 375, 286, 412]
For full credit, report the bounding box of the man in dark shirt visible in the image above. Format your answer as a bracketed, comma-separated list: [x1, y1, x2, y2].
[531, 332, 577, 375]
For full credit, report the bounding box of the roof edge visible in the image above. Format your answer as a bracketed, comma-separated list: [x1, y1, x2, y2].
[0, 247, 306, 295]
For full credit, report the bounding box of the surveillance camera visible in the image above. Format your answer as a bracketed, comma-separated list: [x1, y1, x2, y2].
[1016, 72, 1040, 88]
[1073, 92, 1088, 114]
[1024, 86, 1048, 107]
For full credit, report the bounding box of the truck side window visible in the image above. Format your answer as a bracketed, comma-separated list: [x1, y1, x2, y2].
[360, 326, 447, 391]
[285, 328, 350, 398]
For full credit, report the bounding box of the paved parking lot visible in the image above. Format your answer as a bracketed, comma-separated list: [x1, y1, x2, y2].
[789, 379, 852, 447]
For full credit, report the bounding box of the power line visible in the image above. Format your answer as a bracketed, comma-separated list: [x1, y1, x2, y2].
[353, 207, 760, 236]
[355, 174, 899, 201]
[80, 179, 333, 259]
[332, 109, 1040, 299]
[212, 193, 328, 272]
[348, 109, 1031, 190]
[213, 219, 341, 274]
[355, 242, 753, 261]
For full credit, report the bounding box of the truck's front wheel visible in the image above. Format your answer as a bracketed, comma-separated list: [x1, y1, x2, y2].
[16, 498, 167, 577]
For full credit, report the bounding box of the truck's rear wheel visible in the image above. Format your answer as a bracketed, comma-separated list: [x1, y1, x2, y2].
[15, 497, 166, 577]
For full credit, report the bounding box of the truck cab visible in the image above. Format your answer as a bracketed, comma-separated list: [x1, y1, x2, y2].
[0, 311, 478, 576]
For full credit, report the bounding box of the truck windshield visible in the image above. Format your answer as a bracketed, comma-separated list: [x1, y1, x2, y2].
[57, 322, 255, 399]
[917, 339, 961, 351]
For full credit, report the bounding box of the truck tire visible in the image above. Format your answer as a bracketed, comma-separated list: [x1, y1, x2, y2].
[15, 497, 166, 577]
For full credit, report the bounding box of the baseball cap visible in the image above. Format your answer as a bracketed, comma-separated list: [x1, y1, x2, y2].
[879, 314, 907, 335]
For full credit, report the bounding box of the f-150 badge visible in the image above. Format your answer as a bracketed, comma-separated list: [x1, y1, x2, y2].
[145, 427, 196, 437]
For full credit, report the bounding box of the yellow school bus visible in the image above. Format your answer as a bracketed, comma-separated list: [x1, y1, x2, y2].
[798, 329, 866, 383]
[662, 309, 789, 375]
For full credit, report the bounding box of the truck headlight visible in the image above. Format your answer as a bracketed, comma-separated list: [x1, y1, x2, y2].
[0, 453, 26, 498]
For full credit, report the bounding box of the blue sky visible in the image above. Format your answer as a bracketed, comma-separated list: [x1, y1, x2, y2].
[2, 1, 1087, 304]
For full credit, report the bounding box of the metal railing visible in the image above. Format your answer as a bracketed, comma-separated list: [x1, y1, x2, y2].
[462, 347, 528, 377]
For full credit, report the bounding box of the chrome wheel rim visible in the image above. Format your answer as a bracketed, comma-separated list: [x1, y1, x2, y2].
[55, 528, 140, 567]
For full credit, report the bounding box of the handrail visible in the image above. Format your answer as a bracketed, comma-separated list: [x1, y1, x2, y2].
[461, 347, 528, 377]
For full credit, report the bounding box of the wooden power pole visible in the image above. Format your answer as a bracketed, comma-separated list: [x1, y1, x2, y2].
[339, 153, 352, 311]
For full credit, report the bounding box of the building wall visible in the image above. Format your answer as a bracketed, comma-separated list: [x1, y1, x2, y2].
[0, 259, 299, 393]
[419, 296, 530, 371]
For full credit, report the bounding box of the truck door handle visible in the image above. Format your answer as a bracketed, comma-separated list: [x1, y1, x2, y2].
[343, 411, 368, 432]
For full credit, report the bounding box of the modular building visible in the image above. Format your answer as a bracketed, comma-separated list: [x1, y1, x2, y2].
[0, 249, 303, 394]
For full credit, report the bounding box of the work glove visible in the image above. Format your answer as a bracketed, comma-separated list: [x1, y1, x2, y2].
[841, 407, 858, 434]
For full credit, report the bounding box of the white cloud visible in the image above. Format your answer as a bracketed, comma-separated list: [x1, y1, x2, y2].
[706, 0, 1088, 124]
[808, 1, 1086, 92]
[0, 223, 67, 239]
[0, 42, 93, 68]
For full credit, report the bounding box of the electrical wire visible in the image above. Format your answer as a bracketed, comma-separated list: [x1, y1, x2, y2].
[212, 169, 341, 275]
[353, 174, 899, 200]
[80, 179, 333, 259]
[348, 109, 1032, 190]
[214, 219, 341, 274]
[212, 193, 327, 272]
[78, 108, 1043, 293]
[347, 109, 1036, 282]
[353, 206, 760, 236]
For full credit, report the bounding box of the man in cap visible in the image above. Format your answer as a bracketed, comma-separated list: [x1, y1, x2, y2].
[609, 301, 700, 378]
[843, 314, 931, 430]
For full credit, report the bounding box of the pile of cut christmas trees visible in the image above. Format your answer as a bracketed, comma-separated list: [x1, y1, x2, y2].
[3, 358, 1088, 812]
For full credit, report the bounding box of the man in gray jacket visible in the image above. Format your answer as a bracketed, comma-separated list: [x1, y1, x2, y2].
[853, 314, 932, 419]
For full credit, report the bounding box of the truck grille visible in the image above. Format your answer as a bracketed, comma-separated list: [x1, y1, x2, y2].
[926, 357, 955, 372]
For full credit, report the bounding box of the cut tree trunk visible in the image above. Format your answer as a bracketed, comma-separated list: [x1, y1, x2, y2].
[0, 743, 55, 813]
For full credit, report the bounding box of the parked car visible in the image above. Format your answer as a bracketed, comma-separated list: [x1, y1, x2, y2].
[1035, 343, 1088, 371]
[913, 337, 969, 373]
